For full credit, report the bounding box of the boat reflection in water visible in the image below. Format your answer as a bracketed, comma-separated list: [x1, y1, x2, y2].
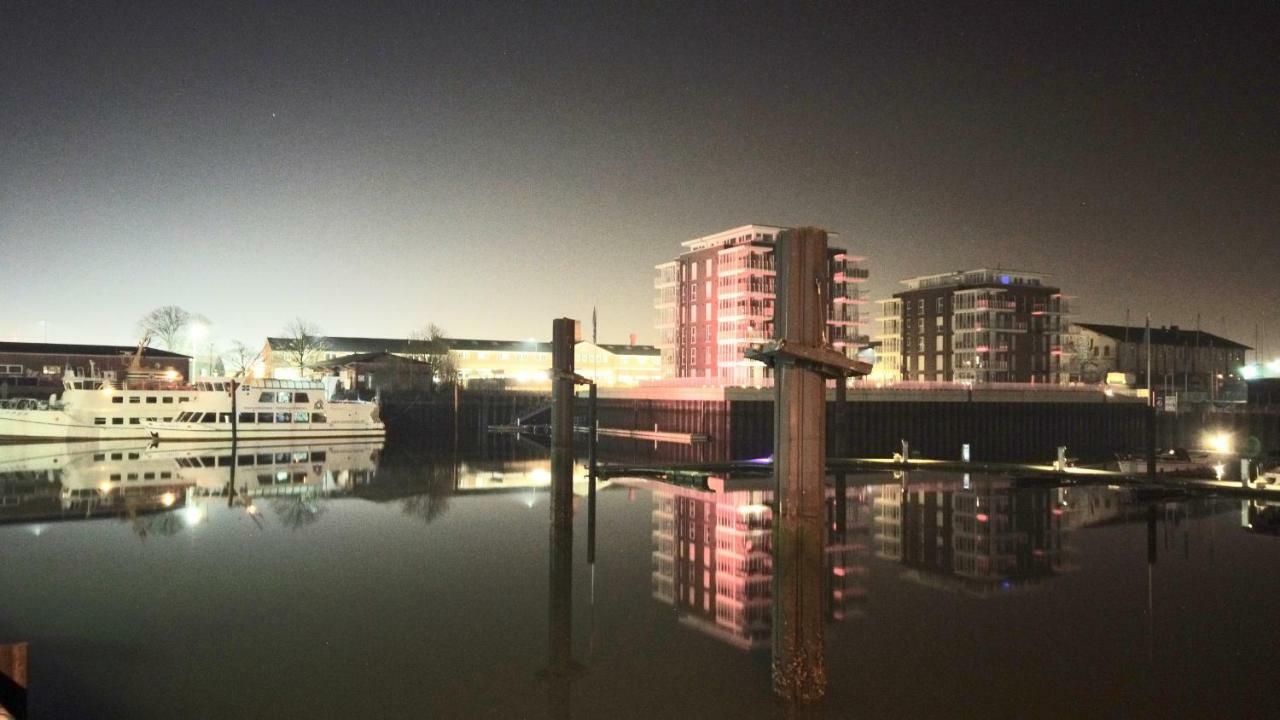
[628, 471, 1143, 650]
[0, 440, 385, 532]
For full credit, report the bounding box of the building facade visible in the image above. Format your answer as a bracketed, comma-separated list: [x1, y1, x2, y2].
[654, 224, 868, 386]
[262, 336, 661, 389]
[0, 342, 191, 390]
[875, 269, 1070, 383]
[1069, 322, 1249, 393]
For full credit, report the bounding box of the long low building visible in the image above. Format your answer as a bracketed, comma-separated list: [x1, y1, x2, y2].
[0, 342, 192, 388]
[260, 335, 662, 389]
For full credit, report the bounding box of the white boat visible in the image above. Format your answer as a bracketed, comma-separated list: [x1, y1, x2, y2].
[145, 378, 384, 441]
[0, 374, 214, 442]
[1115, 448, 1217, 477]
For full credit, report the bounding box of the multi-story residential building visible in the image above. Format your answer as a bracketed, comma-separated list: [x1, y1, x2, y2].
[261, 336, 661, 388]
[1069, 322, 1249, 392]
[875, 269, 1071, 383]
[654, 224, 868, 386]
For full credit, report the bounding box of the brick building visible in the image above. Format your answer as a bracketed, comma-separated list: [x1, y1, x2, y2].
[0, 342, 191, 390]
[876, 269, 1070, 383]
[654, 224, 868, 386]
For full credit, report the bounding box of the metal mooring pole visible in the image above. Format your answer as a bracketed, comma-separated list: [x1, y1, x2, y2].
[748, 228, 869, 703]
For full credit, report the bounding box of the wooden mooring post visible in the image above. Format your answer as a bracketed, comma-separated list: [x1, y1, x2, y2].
[0, 642, 27, 720]
[546, 318, 580, 716]
[748, 228, 869, 702]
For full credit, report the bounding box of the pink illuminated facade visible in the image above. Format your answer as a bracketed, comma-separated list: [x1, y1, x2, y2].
[655, 224, 869, 386]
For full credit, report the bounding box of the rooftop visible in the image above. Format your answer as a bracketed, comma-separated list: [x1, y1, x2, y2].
[1074, 323, 1251, 350]
[267, 336, 660, 357]
[0, 341, 190, 359]
[899, 268, 1054, 292]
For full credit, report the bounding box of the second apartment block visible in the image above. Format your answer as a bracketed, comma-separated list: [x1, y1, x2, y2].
[654, 224, 869, 386]
[876, 269, 1071, 383]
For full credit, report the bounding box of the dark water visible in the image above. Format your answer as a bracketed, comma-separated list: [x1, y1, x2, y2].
[1, 436, 1278, 719]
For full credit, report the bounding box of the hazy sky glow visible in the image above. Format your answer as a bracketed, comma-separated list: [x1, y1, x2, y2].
[2, 2, 1277, 357]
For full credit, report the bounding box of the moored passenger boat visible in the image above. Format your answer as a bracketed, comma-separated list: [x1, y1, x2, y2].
[145, 378, 384, 441]
[0, 374, 212, 442]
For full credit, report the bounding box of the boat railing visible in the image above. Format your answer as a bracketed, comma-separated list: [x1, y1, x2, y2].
[0, 397, 63, 411]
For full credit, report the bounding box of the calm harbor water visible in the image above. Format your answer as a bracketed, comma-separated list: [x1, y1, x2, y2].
[1, 436, 1278, 719]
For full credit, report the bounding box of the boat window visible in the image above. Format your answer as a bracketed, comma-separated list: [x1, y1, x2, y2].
[110, 473, 122, 481]
[237, 454, 254, 466]
[144, 472, 155, 480]
[146, 396, 157, 404]
[200, 413, 216, 423]
[179, 397, 190, 403]
[126, 473, 138, 481]
[219, 413, 232, 424]
[128, 453, 139, 460]
[312, 413, 327, 423]
[146, 417, 157, 422]
[256, 473, 274, 485]
[111, 453, 122, 460]
[275, 411, 292, 424]
[276, 392, 293, 404]
[162, 397, 174, 404]
[256, 453, 273, 465]
[238, 412, 255, 424]
[129, 418, 141, 425]
[217, 456, 232, 467]
[200, 457, 216, 467]
[112, 418, 124, 425]
[257, 412, 274, 423]
[112, 397, 123, 404]
[311, 451, 326, 461]
[93, 453, 105, 461]
[161, 472, 172, 479]
[294, 411, 310, 423]
[294, 392, 310, 403]
[259, 392, 274, 403]
[129, 397, 140, 403]
[163, 416, 173, 421]
[274, 453, 291, 464]
[292, 451, 309, 463]
[94, 418, 106, 425]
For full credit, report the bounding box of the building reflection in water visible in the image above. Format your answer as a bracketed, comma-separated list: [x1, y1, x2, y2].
[873, 472, 1135, 596]
[638, 471, 1159, 649]
[642, 476, 873, 650]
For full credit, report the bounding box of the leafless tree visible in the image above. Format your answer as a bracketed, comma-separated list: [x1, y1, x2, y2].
[223, 340, 258, 377]
[137, 306, 207, 351]
[409, 322, 457, 387]
[279, 318, 328, 369]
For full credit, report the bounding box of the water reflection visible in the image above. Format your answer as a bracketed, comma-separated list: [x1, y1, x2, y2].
[632, 471, 1212, 653]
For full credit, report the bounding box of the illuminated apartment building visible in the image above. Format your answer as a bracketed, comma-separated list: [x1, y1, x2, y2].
[875, 269, 1071, 383]
[654, 224, 869, 386]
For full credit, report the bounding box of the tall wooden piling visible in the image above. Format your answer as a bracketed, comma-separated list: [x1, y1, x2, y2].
[769, 228, 833, 702]
[550, 318, 578, 528]
[547, 318, 578, 717]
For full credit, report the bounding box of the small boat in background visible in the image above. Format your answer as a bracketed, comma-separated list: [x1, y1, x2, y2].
[1115, 448, 1217, 477]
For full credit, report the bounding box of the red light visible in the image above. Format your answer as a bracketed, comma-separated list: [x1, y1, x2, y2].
[976, 513, 990, 523]
[1051, 508, 1063, 516]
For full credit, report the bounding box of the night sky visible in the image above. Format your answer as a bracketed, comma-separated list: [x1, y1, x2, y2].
[2, 2, 1277, 358]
